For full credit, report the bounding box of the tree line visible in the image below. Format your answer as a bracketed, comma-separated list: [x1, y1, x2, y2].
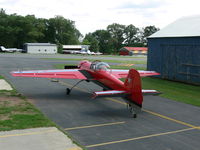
[0, 9, 159, 54]
[83, 24, 159, 54]
[0, 9, 81, 53]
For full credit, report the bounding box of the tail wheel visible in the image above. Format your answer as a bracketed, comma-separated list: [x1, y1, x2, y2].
[127, 104, 137, 118]
[130, 107, 137, 118]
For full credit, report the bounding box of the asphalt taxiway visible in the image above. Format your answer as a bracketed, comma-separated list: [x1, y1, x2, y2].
[0, 54, 200, 150]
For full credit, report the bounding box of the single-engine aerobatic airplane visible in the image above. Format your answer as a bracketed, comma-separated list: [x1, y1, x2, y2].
[11, 60, 160, 118]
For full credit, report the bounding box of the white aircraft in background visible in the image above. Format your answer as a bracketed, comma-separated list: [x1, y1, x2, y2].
[0, 46, 22, 53]
[73, 49, 102, 55]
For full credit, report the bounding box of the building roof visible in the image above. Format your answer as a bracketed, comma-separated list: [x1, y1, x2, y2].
[63, 45, 89, 49]
[122, 47, 148, 51]
[149, 15, 200, 38]
[63, 45, 82, 49]
[24, 43, 56, 46]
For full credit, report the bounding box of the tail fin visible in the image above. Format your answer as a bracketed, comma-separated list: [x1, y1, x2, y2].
[124, 69, 143, 107]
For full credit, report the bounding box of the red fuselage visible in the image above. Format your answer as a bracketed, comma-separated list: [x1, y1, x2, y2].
[78, 60, 127, 91]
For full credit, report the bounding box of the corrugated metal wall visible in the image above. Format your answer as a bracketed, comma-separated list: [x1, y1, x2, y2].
[147, 37, 200, 85]
[26, 45, 57, 54]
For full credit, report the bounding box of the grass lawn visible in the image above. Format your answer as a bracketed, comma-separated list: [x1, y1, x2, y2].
[0, 75, 54, 131]
[54, 63, 146, 70]
[142, 77, 200, 107]
[66, 54, 146, 59]
[110, 65, 146, 70]
[43, 57, 147, 65]
[54, 64, 200, 107]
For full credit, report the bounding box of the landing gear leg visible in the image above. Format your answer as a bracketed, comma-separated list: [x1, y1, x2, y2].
[66, 80, 85, 95]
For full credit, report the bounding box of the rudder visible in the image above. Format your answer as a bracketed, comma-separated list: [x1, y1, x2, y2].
[124, 69, 143, 107]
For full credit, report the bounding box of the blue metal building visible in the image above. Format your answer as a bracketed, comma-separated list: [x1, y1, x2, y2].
[147, 16, 200, 85]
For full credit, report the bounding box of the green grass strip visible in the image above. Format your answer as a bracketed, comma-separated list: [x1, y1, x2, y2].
[42, 58, 147, 64]
[142, 77, 200, 107]
[66, 54, 146, 59]
[0, 75, 4, 79]
[54, 64, 146, 70]
[0, 75, 55, 131]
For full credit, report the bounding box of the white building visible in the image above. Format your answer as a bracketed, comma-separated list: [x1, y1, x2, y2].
[23, 43, 57, 54]
[62, 45, 89, 54]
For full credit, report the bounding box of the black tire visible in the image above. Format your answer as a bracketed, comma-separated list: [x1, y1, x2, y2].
[132, 114, 137, 118]
[66, 88, 71, 95]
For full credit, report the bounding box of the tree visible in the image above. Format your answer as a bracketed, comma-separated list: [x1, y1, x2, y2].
[0, 9, 82, 50]
[107, 23, 126, 52]
[124, 24, 139, 46]
[0, 8, 6, 16]
[83, 33, 99, 52]
[92, 30, 114, 54]
[0, 9, 11, 47]
[142, 25, 159, 44]
[15, 15, 46, 47]
[45, 16, 81, 45]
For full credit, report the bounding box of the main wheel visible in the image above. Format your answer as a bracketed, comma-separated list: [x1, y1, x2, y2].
[132, 114, 137, 118]
[66, 88, 71, 95]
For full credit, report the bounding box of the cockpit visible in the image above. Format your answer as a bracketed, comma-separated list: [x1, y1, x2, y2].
[90, 61, 110, 71]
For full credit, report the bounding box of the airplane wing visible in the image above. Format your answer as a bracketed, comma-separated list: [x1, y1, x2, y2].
[110, 69, 160, 78]
[11, 69, 87, 79]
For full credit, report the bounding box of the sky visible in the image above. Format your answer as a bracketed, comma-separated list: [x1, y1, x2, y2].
[1, 0, 200, 35]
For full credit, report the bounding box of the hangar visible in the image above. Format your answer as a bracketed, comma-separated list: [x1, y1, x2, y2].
[119, 47, 148, 56]
[23, 43, 57, 54]
[147, 16, 200, 85]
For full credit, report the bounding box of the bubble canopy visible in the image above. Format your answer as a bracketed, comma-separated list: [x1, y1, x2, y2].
[90, 61, 110, 71]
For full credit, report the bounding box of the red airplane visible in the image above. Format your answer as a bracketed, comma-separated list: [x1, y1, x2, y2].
[11, 60, 160, 118]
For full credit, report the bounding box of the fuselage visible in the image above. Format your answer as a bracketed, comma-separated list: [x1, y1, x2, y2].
[78, 60, 127, 91]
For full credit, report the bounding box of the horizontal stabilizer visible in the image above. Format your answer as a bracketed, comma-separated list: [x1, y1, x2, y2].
[111, 70, 160, 78]
[93, 90, 128, 98]
[142, 89, 161, 95]
[138, 71, 160, 77]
